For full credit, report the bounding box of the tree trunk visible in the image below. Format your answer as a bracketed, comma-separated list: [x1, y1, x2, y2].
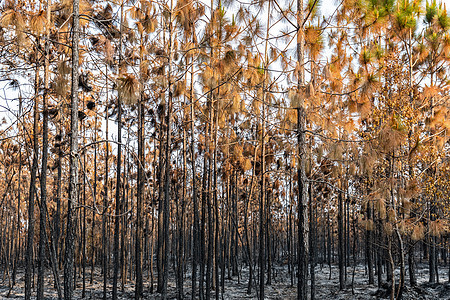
[338, 191, 345, 290]
[190, 50, 199, 300]
[309, 185, 315, 300]
[408, 241, 417, 286]
[112, 58, 123, 300]
[102, 67, 110, 300]
[162, 3, 174, 297]
[38, 4, 62, 297]
[135, 92, 144, 299]
[25, 46, 40, 300]
[176, 126, 186, 300]
[429, 234, 436, 283]
[388, 237, 395, 300]
[367, 202, 374, 285]
[64, 0, 80, 296]
[296, 0, 309, 298]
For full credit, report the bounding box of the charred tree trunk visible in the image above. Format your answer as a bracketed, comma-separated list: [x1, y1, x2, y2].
[25, 44, 40, 300]
[366, 202, 374, 285]
[338, 191, 345, 290]
[135, 93, 144, 299]
[112, 3, 124, 300]
[162, 4, 174, 297]
[190, 57, 200, 300]
[64, 0, 80, 296]
[102, 68, 110, 300]
[309, 185, 315, 300]
[296, 0, 309, 298]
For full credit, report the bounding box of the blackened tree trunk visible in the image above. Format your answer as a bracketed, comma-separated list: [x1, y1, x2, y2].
[296, 0, 309, 298]
[81, 102, 87, 298]
[190, 51, 200, 300]
[38, 4, 62, 297]
[429, 234, 436, 283]
[135, 91, 144, 299]
[366, 202, 374, 285]
[288, 166, 294, 286]
[91, 108, 97, 286]
[162, 3, 175, 298]
[309, 184, 315, 300]
[243, 171, 253, 295]
[64, 0, 80, 297]
[388, 236, 395, 300]
[338, 191, 345, 290]
[25, 44, 40, 300]
[37, 34, 48, 300]
[55, 103, 63, 270]
[206, 103, 213, 300]
[377, 219, 383, 287]
[112, 3, 124, 300]
[408, 240, 417, 286]
[177, 126, 187, 300]
[259, 68, 266, 300]
[112, 61, 123, 300]
[102, 68, 110, 300]
[213, 105, 220, 300]
[327, 211, 331, 280]
[156, 104, 165, 294]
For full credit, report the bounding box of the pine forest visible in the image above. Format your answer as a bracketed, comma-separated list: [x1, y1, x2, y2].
[0, 0, 449, 299]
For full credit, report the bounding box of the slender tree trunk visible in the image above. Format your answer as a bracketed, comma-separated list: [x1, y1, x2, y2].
[162, 3, 174, 297]
[25, 45, 40, 300]
[81, 103, 87, 298]
[345, 198, 350, 273]
[112, 72, 123, 300]
[259, 97, 266, 300]
[429, 234, 436, 283]
[176, 126, 186, 300]
[395, 229, 405, 299]
[112, 3, 124, 299]
[199, 102, 209, 300]
[296, 0, 309, 297]
[377, 219, 383, 287]
[327, 211, 331, 280]
[120, 134, 130, 290]
[102, 68, 110, 300]
[213, 103, 220, 300]
[388, 236, 395, 300]
[206, 103, 213, 300]
[338, 191, 345, 290]
[38, 4, 62, 297]
[258, 1, 271, 296]
[288, 167, 294, 286]
[156, 107, 165, 294]
[190, 49, 199, 300]
[243, 171, 253, 295]
[37, 25, 48, 300]
[135, 93, 144, 299]
[55, 102, 63, 270]
[367, 202, 374, 284]
[408, 240, 417, 286]
[13, 126, 22, 287]
[309, 185, 315, 300]
[64, 0, 80, 296]
[91, 110, 97, 285]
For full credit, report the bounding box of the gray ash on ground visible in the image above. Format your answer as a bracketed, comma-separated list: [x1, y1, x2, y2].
[0, 264, 448, 299]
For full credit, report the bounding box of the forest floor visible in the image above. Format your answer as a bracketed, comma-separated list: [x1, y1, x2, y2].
[0, 263, 449, 299]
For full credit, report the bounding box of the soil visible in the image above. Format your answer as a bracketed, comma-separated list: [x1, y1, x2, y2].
[0, 263, 448, 299]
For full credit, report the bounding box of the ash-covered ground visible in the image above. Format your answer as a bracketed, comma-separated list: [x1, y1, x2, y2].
[1, 263, 448, 299]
